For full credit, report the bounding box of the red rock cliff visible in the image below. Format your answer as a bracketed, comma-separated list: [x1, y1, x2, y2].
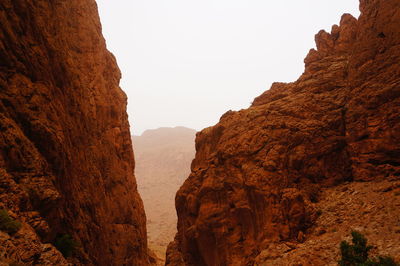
[0, 0, 149, 265]
[167, 0, 400, 265]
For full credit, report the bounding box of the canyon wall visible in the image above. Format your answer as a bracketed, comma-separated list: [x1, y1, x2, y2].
[0, 0, 149, 265]
[167, 0, 400, 265]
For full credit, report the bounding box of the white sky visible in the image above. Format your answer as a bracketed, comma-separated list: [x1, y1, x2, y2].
[96, 0, 360, 135]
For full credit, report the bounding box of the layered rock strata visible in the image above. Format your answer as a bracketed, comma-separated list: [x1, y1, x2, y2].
[0, 0, 148, 265]
[167, 0, 400, 265]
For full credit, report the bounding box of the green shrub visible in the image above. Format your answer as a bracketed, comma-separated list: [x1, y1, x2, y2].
[0, 209, 21, 235]
[54, 234, 78, 258]
[338, 231, 398, 266]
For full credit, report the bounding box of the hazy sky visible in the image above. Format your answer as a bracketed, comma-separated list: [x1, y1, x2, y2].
[96, 0, 360, 135]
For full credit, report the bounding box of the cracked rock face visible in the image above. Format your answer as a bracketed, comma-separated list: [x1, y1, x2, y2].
[167, 0, 400, 265]
[0, 0, 148, 265]
[254, 179, 400, 265]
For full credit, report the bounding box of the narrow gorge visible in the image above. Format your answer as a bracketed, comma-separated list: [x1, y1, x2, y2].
[0, 0, 399, 265]
[134, 127, 196, 263]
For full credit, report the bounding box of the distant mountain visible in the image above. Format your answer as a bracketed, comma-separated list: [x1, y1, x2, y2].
[133, 127, 196, 261]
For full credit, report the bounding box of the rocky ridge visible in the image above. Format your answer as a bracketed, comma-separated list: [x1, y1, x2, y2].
[167, 0, 400, 265]
[0, 0, 149, 265]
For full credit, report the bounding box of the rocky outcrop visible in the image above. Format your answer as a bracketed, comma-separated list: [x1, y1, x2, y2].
[254, 179, 400, 265]
[133, 127, 196, 263]
[167, 0, 400, 265]
[0, 0, 148, 265]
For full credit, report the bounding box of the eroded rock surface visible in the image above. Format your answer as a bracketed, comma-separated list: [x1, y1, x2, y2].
[0, 0, 148, 265]
[254, 180, 400, 265]
[167, 0, 400, 265]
